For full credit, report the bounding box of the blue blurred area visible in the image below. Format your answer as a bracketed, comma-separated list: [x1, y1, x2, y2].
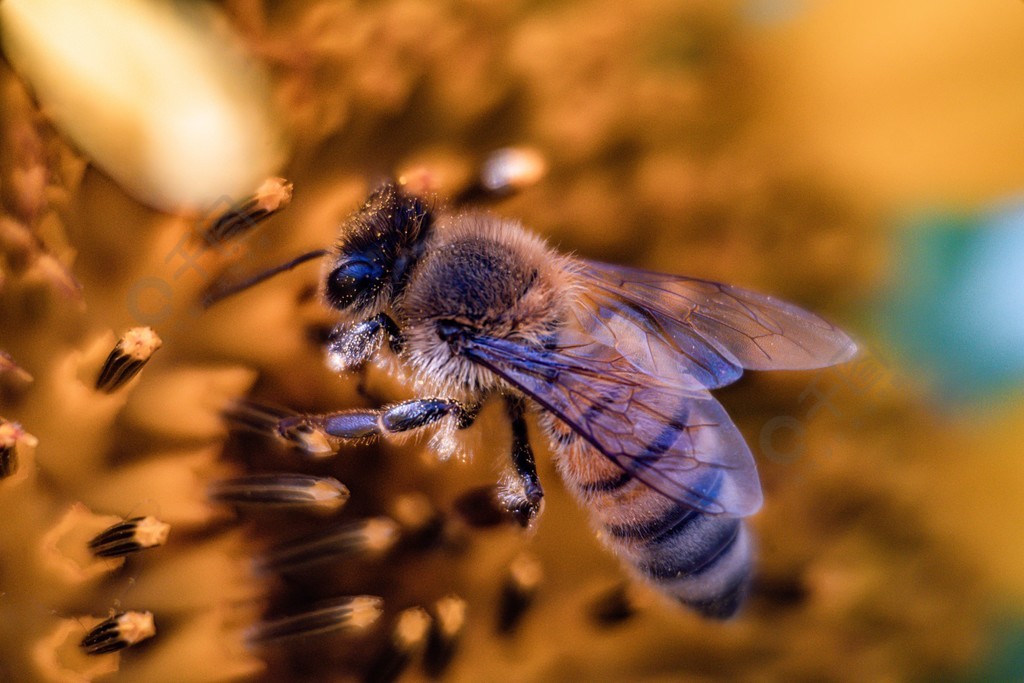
[883, 199, 1024, 401]
[950, 619, 1024, 683]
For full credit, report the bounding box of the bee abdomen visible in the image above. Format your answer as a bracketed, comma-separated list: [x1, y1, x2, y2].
[604, 502, 700, 543]
[550, 428, 754, 618]
[606, 504, 752, 619]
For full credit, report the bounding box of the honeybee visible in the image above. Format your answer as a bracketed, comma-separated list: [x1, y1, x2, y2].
[228, 182, 856, 619]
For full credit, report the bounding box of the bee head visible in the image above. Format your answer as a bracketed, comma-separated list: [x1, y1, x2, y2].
[324, 183, 433, 313]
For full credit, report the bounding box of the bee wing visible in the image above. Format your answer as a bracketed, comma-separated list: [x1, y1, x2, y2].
[462, 334, 762, 517]
[578, 261, 857, 378]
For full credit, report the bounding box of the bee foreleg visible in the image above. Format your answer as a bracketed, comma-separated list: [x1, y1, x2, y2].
[275, 398, 471, 453]
[326, 314, 404, 373]
[503, 397, 544, 527]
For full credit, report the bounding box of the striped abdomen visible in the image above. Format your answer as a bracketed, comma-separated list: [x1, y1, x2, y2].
[545, 417, 753, 618]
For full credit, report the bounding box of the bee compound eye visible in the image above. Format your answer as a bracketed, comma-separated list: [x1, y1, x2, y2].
[326, 258, 383, 308]
[436, 320, 471, 347]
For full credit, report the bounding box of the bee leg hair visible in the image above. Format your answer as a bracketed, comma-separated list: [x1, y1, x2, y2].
[327, 313, 404, 372]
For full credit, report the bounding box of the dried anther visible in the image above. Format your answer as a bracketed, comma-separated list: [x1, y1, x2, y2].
[273, 414, 339, 456]
[0, 350, 32, 384]
[452, 485, 519, 528]
[248, 595, 383, 644]
[208, 473, 349, 513]
[95, 327, 162, 392]
[367, 607, 432, 683]
[455, 147, 548, 205]
[223, 400, 310, 445]
[0, 439, 14, 480]
[498, 553, 543, 634]
[0, 419, 34, 480]
[260, 517, 399, 574]
[223, 399, 295, 433]
[0, 420, 21, 479]
[204, 177, 293, 244]
[80, 611, 156, 655]
[479, 147, 547, 195]
[589, 582, 640, 627]
[277, 424, 337, 456]
[424, 595, 467, 677]
[88, 516, 170, 558]
[390, 493, 446, 551]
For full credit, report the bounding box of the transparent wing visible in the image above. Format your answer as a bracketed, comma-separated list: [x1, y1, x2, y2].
[569, 278, 742, 391]
[462, 334, 762, 517]
[578, 261, 857, 378]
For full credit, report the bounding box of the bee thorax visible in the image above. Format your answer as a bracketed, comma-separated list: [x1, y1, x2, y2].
[394, 215, 574, 398]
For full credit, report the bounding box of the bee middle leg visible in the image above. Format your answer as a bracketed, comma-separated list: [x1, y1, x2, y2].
[503, 397, 544, 527]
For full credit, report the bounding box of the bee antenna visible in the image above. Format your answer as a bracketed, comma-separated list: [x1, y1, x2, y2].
[202, 249, 329, 308]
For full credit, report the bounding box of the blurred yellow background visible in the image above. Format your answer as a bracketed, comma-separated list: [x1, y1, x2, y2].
[754, 0, 1024, 611]
[754, 0, 1024, 208]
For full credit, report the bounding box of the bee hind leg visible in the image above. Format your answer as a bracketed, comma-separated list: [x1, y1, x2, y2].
[501, 397, 544, 527]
